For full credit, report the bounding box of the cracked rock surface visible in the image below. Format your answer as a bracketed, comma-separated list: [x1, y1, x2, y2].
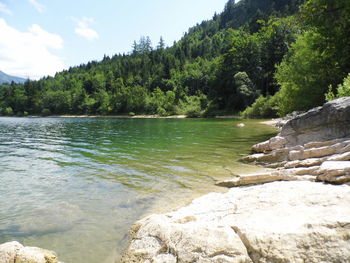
[121, 181, 350, 262]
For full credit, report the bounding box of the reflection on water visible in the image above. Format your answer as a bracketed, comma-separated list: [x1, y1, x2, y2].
[0, 117, 276, 263]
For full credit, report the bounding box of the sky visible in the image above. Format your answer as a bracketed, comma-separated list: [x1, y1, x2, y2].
[0, 0, 230, 80]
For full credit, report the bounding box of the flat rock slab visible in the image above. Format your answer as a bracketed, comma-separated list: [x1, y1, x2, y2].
[215, 172, 285, 187]
[121, 181, 350, 263]
[317, 161, 350, 184]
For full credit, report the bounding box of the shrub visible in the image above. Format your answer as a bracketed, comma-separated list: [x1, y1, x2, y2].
[240, 95, 279, 118]
[41, 108, 51, 116]
[325, 73, 350, 101]
[156, 107, 167, 116]
[185, 107, 202, 118]
[3, 107, 14, 116]
[175, 95, 205, 117]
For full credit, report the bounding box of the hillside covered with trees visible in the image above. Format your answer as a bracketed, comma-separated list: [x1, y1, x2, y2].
[0, 0, 349, 117]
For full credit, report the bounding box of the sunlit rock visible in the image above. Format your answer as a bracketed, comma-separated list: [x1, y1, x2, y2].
[0, 242, 60, 263]
[245, 98, 350, 184]
[121, 181, 350, 262]
[0, 241, 23, 263]
[15, 247, 58, 263]
[317, 161, 350, 184]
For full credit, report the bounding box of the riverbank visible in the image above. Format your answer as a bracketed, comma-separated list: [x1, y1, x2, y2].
[2, 98, 349, 262]
[120, 97, 350, 262]
[0, 114, 241, 119]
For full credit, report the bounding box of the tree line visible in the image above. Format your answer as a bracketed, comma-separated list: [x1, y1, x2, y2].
[1, 0, 349, 118]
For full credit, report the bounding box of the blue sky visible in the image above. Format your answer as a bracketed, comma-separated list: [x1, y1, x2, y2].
[0, 0, 230, 79]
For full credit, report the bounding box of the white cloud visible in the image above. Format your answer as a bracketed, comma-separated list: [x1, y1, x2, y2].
[28, 0, 45, 13]
[72, 17, 99, 41]
[0, 2, 13, 15]
[0, 19, 65, 79]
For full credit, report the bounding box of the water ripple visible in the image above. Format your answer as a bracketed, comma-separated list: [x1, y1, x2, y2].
[0, 117, 277, 263]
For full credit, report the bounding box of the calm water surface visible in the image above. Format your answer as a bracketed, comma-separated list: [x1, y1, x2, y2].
[0, 117, 276, 263]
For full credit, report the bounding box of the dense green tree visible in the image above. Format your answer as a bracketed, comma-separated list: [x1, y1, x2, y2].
[0, 0, 308, 117]
[157, 36, 166, 50]
[274, 0, 350, 115]
[234, 72, 259, 108]
[275, 31, 329, 115]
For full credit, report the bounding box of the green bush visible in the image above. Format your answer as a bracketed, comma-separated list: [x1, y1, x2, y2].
[240, 95, 279, 118]
[185, 107, 202, 118]
[175, 95, 205, 117]
[325, 73, 350, 101]
[41, 108, 51, 116]
[3, 107, 14, 116]
[202, 101, 222, 117]
[156, 107, 167, 116]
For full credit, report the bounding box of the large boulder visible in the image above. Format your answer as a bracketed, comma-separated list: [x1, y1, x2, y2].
[244, 98, 350, 185]
[281, 97, 350, 147]
[121, 181, 350, 262]
[254, 97, 350, 153]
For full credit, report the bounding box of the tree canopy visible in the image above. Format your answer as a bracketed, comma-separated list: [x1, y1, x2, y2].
[4, 0, 348, 118]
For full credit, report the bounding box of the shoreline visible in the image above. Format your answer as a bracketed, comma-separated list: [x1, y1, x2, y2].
[259, 118, 282, 126]
[0, 116, 272, 263]
[120, 98, 350, 262]
[3, 97, 349, 262]
[0, 114, 242, 119]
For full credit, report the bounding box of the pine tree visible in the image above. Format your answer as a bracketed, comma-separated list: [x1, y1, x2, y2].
[157, 36, 165, 50]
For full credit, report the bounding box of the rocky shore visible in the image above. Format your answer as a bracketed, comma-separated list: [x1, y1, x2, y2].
[227, 96, 350, 186]
[120, 97, 350, 262]
[1, 97, 350, 263]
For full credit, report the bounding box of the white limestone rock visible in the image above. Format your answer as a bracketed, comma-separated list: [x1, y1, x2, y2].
[15, 247, 58, 263]
[0, 242, 58, 263]
[317, 161, 350, 184]
[252, 136, 287, 153]
[280, 97, 350, 146]
[216, 172, 285, 187]
[0, 241, 23, 263]
[122, 181, 350, 263]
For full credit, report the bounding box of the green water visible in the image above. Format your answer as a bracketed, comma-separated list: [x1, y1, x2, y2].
[0, 117, 276, 262]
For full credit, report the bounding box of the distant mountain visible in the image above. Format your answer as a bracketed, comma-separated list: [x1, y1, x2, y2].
[0, 71, 26, 84]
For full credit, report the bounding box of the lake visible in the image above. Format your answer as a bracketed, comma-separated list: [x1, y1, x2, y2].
[0, 117, 276, 263]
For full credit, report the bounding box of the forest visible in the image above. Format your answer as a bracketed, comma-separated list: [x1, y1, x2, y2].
[0, 0, 349, 117]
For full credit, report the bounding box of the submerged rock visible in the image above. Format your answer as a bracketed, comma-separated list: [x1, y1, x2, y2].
[121, 181, 350, 262]
[0, 241, 61, 263]
[14, 202, 83, 236]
